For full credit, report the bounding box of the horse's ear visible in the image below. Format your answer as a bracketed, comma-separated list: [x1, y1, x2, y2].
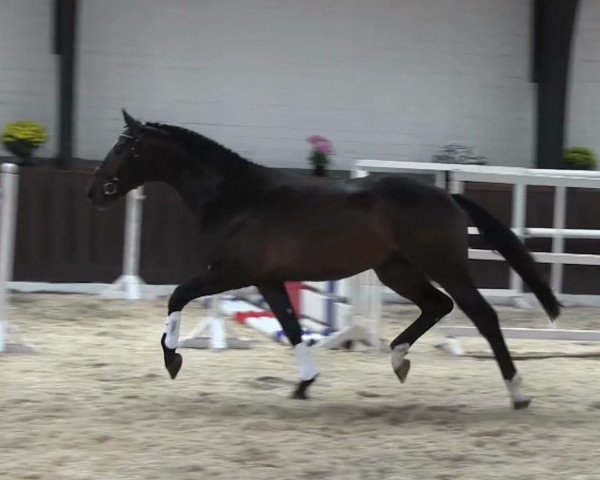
[122, 108, 141, 134]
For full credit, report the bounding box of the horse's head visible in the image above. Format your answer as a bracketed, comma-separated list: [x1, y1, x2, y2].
[87, 109, 156, 209]
[88, 109, 258, 210]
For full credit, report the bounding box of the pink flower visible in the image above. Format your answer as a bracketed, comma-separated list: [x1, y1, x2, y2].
[307, 135, 327, 145]
[307, 135, 334, 156]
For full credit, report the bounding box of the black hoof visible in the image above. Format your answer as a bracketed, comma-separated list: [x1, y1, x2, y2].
[166, 353, 183, 379]
[161, 333, 183, 380]
[291, 375, 318, 400]
[513, 398, 532, 410]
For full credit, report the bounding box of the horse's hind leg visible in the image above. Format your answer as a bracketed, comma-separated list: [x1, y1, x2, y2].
[375, 257, 454, 383]
[433, 267, 531, 409]
[257, 283, 319, 400]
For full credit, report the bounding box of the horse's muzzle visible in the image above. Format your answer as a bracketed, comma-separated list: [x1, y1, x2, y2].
[86, 181, 110, 209]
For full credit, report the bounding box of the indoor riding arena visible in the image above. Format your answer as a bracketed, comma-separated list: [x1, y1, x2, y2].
[3, 1, 600, 480]
[4, 297, 600, 480]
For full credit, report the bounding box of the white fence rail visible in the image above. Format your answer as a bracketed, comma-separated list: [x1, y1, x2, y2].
[346, 159, 600, 347]
[4, 159, 600, 351]
[354, 159, 600, 304]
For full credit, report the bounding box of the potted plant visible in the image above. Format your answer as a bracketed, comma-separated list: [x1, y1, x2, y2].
[563, 147, 597, 170]
[1, 121, 47, 165]
[307, 135, 335, 177]
[432, 143, 487, 165]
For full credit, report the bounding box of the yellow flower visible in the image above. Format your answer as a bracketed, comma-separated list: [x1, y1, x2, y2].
[1, 121, 47, 147]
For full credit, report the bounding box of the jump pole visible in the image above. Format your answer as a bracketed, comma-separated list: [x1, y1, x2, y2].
[177, 294, 253, 350]
[0, 164, 18, 352]
[0, 164, 33, 354]
[436, 325, 600, 343]
[104, 186, 149, 300]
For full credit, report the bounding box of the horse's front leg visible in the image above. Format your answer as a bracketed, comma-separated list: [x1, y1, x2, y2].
[257, 283, 319, 399]
[162, 271, 238, 379]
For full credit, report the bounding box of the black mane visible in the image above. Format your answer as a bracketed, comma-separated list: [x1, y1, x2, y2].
[145, 122, 259, 173]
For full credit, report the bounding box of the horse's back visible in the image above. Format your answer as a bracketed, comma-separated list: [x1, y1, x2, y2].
[367, 175, 469, 261]
[223, 172, 466, 279]
[230, 175, 393, 279]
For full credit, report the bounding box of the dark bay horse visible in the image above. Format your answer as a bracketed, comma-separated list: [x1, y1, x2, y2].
[87, 109, 560, 409]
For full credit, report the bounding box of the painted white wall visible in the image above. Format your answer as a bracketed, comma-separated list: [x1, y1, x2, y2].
[0, 0, 57, 156]
[76, 0, 534, 169]
[568, 0, 600, 164]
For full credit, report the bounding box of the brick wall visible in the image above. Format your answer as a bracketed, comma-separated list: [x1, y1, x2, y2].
[4, 1, 598, 169]
[76, 0, 534, 169]
[0, 0, 57, 156]
[568, 0, 600, 158]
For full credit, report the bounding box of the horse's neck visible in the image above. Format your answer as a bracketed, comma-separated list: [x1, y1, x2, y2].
[168, 175, 210, 214]
[153, 153, 267, 215]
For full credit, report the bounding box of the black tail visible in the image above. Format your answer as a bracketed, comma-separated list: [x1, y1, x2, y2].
[452, 194, 561, 320]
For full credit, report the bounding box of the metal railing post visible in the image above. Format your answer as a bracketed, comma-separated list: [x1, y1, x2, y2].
[551, 186, 567, 294]
[510, 183, 527, 294]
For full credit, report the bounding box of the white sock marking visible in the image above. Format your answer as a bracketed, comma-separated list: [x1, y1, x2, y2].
[505, 373, 530, 404]
[293, 342, 319, 381]
[164, 312, 181, 349]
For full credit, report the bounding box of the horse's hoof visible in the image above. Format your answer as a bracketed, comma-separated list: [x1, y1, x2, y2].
[391, 343, 410, 383]
[166, 353, 183, 379]
[513, 397, 532, 410]
[161, 333, 182, 379]
[393, 358, 411, 383]
[291, 375, 318, 400]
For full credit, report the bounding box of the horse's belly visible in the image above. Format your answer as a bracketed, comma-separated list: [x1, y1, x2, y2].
[268, 227, 390, 280]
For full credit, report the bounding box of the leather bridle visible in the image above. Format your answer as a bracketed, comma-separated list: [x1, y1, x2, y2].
[101, 132, 140, 198]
